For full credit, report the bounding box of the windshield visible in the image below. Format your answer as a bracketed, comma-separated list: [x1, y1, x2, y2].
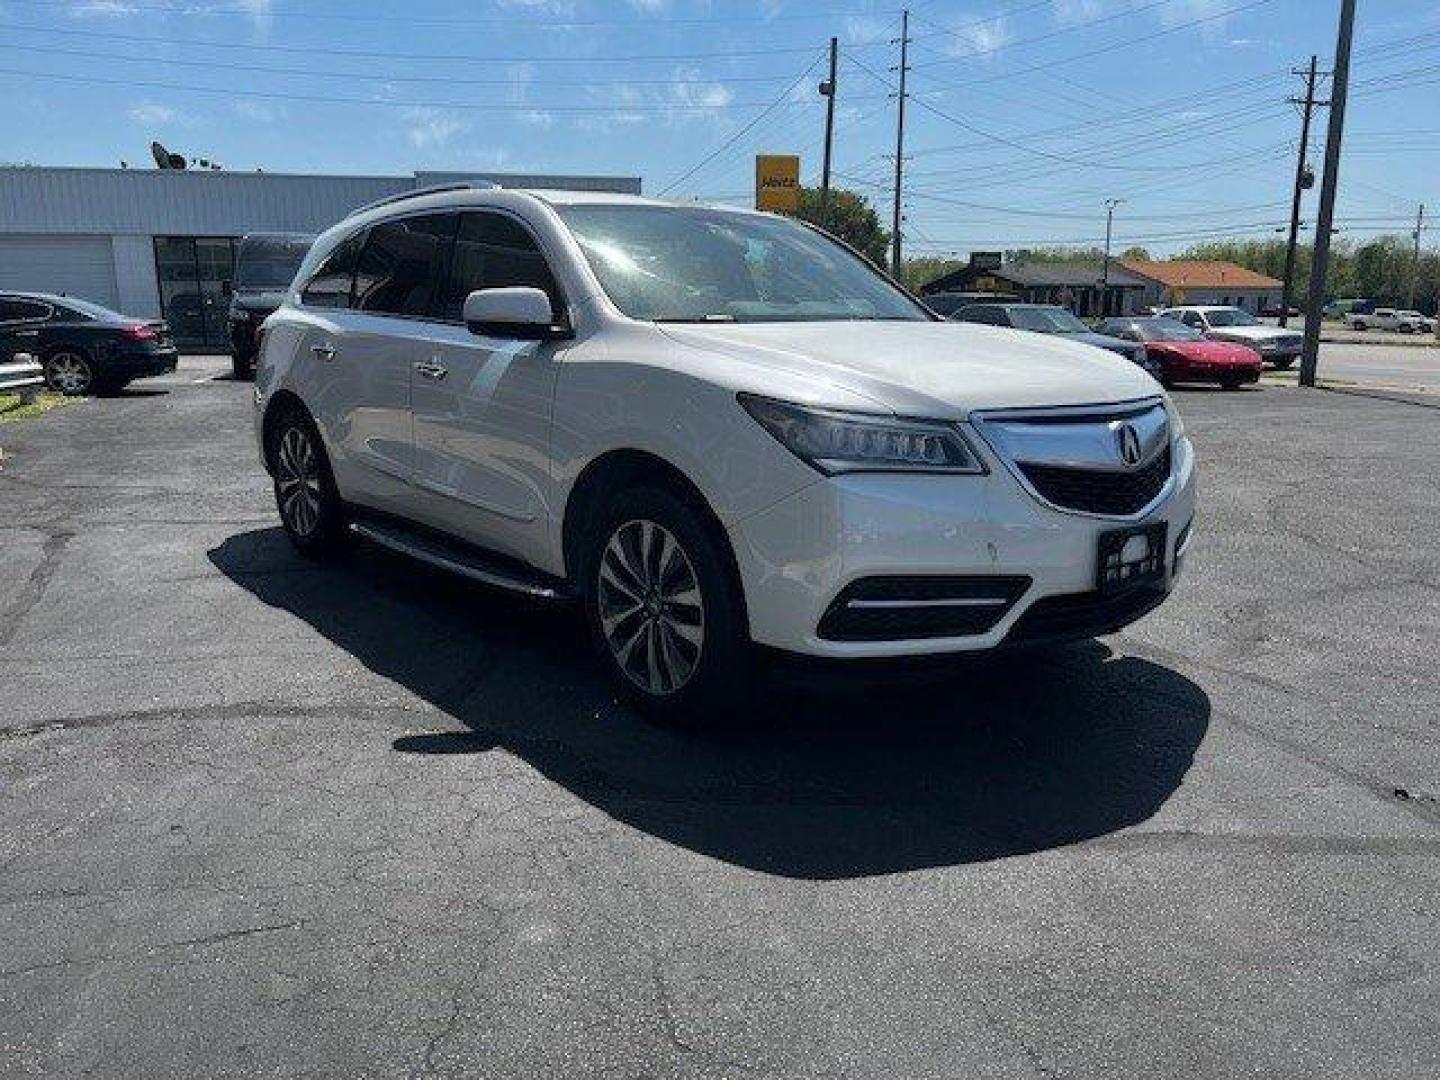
[1203, 307, 1261, 327]
[51, 296, 121, 321]
[235, 235, 313, 289]
[1132, 317, 1204, 342]
[552, 204, 927, 323]
[1007, 306, 1091, 334]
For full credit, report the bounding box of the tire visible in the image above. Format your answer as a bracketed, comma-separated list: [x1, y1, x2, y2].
[1271, 357, 1295, 370]
[43, 348, 95, 396]
[266, 405, 348, 559]
[1220, 376, 1243, 391]
[582, 486, 749, 724]
[231, 353, 254, 380]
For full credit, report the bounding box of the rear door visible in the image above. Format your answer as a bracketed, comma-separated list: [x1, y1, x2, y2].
[408, 209, 567, 562]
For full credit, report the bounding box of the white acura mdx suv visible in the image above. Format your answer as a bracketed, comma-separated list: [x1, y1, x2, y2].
[255, 185, 1196, 719]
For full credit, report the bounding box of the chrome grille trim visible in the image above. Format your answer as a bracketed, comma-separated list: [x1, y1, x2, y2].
[970, 397, 1176, 520]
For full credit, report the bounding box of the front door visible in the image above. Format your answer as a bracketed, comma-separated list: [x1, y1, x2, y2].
[409, 210, 566, 562]
[154, 236, 237, 350]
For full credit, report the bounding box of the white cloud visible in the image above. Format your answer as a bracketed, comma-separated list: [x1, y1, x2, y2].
[518, 109, 555, 129]
[128, 101, 187, 125]
[1052, 0, 1105, 25]
[843, 15, 892, 45]
[69, 0, 138, 16]
[626, 0, 668, 12]
[234, 99, 283, 123]
[495, 0, 578, 15]
[940, 12, 1013, 60]
[1158, 0, 1232, 29]
[403, 107, 465, 149]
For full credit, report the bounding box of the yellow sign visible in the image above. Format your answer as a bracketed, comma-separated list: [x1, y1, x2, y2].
[755, 154, 801, 213]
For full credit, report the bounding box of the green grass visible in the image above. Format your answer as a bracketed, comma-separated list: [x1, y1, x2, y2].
[0, 391, 76, 423]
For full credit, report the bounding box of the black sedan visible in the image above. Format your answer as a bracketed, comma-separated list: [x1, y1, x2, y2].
[0, 292, 178, 395]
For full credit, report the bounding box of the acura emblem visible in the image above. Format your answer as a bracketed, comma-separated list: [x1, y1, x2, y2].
[1117, 423, 1143, 467]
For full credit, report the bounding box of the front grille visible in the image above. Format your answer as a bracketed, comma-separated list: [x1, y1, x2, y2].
[818, 575, 1031, 642]
[1004, 585, 1168, 646]
[1019, 445, 1171, 516]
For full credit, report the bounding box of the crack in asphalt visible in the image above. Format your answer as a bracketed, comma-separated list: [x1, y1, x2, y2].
[0, 529, 71, 648]
[0, 919, 307, 980]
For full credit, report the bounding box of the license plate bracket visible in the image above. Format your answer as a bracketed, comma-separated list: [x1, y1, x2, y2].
[1097, 523, 1168, 593]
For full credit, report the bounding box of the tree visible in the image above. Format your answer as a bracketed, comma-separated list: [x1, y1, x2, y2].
[1120, 246, 1152, 261]
[793, 186, 891, 270]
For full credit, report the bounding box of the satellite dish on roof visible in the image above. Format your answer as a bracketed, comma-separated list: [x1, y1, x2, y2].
[151, 141, 187, 170]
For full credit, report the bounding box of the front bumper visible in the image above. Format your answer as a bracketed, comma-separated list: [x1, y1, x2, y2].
[729, 433, 1196, 659]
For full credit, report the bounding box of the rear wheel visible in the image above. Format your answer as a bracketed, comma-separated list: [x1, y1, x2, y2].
[1220, 375, 1244, 390]
[268, 406, 347, 559]
[43, 349, 94, 396]
[584, 486, 749, 724]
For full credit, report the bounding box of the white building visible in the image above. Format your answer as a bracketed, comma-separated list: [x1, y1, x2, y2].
[0, 166, 640, 349]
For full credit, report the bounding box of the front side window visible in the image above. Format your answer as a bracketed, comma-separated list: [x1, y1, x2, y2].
[301, 232, 366, 309]
[441, 211, 563, 322]
[553, 204, 927, 324]
[354, 214, 458, 318]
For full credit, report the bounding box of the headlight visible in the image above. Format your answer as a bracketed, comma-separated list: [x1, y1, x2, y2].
[739, 395, 986, 475]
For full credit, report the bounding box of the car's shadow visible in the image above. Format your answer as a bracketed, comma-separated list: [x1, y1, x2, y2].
[209, 528, 1210, 879]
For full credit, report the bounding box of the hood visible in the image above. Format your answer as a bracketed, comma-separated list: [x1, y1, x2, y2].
[1151, 339, 1261, 364]
[230, 289, 288, 314]
[655, 320, 1160, 417]
[1206, 324, 1299, 344]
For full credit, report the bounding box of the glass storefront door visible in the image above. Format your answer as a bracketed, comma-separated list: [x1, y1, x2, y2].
[154, 236, 238, 350]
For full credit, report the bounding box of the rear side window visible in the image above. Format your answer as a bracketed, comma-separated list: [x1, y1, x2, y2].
[0, 298, 52, 322]
[440, 211, 563, 323]
[301, 232, 365, 309]
[353, 213, 457, 318]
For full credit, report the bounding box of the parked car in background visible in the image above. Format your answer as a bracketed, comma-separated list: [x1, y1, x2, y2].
[1259, 302, 1302, 319]
[1399, 310, 1437, 333]
[1098, 316, 1262, 390]
[1322, 298, 1374, 319]
[255, 188, 1194, 719]
[1348, 308, 1425, 333]
[0, 292, 177, 395]
[1158, 305, 1302, 369]
[953, 302, 1155, 376]
[228, 233, 315, 378]
[923, 290, 1018, 318]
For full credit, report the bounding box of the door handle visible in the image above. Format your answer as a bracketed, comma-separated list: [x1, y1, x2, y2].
[414, 360, 448, 381]
[311, 343, 337, 362]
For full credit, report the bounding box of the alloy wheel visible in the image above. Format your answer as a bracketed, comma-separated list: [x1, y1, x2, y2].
[275, 425, 324, 537]
[47, 352, 92, 395]
[597, 519, 705, 696]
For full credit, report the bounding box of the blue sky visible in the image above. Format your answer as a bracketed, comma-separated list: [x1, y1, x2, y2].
[2, 0, 1437, 256]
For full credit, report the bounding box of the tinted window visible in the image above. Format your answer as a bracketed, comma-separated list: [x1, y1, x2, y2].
[354, 214, 457, 318]
[957, 305, 1006, 326]
[236, 234, 313, 289]
[0, 299, 51, 322]
[49, 304, 92, 322]
[441, 211, 562, 322]
[302, 232, 365, 309]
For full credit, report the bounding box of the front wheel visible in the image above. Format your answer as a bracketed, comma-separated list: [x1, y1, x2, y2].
[231, 353, 254, 380]
[584, 487, 749, 724]
[268, 407, 348, 559]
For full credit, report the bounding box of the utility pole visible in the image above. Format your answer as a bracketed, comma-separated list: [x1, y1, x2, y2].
[1281, 55, 1321, 328]
[890, 9, 910, 278]
[1300, 0, 1356, 388]
[1100, 198, 1123, 317]
[819, 36, 839, 228]
[1409, 203, 1426, 310]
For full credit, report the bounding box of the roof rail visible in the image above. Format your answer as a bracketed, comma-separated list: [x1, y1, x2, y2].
[347, 180, 499, 218]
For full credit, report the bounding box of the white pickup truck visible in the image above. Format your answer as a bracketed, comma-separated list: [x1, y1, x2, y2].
[1346, 308, 1426, 332]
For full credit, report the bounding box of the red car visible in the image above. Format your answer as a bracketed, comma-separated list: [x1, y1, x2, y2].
[1098, 316, 1263, 389]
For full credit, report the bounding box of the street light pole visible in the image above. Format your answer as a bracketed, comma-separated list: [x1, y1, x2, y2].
[1101, 198, 1122, 317]
[1409, 203, 1426, 310]
[819, 36, 838, 228]
[1281, 55, 1321, 329]
[890, 9, 910, 278]
[1300, 0, 1357, 388]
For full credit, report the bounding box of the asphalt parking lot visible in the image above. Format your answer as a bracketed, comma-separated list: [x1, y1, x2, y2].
[2, 356, 1438, 1078]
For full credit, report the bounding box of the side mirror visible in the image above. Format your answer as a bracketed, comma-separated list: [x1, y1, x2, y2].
[463, 287, 568, 341]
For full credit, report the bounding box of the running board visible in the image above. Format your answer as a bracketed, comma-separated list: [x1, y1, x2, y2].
[348, 519, 566, 600]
